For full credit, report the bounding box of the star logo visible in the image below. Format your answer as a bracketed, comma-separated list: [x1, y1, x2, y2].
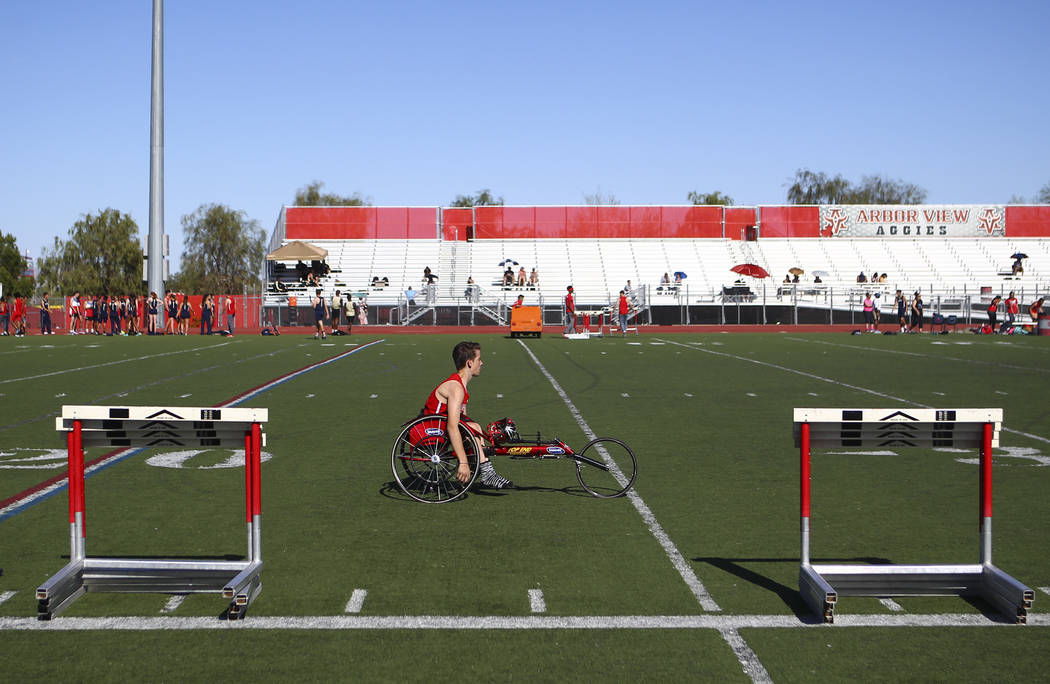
[823, 208, 849, 236]
[977, 208, 1004, 235]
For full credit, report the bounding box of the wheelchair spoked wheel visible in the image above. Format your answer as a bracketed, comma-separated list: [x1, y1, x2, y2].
[574, 437, 638, 498]
[391, 414, 481, 503]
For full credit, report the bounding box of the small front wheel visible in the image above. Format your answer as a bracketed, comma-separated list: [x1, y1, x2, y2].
[574, 437, 637, 498]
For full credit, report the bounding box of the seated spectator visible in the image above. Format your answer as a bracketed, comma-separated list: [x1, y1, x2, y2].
[423, 266, 437, 284]
[792, 274, 800, 283]
[405, 286, 417, 305]
[371, 276, 380, 287]
[306, 271, 319, 287]
[783, 274, 791, 284]
[813, 275, 822, 284]
[296, 260, 310, 282]
[674, 273, 683, 285]
[660, 273, 670, 287]
[1012, 258, 1024, 275]
[464, 276, 476, 298]
[516, 267, 527, 287]
[857, 271, 867, 283]
[878, 273, 888, 283]
[503, 267, 514, 286]
[382, 276, 389, 285]
[529, 268, 539, 286]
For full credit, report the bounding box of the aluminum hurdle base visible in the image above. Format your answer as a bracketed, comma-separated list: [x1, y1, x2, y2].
[37, 405, 268, 620]
[794, 408, 1034, 624]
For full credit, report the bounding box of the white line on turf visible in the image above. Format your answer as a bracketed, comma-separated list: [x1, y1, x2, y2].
[0, 591, 16, 606]
[879, 598, 905, 612]
[528, 589, 546, 614]
[1040, 587, 1050, 596]
[1, 613, 1044, 631]
[516, 340, 721, 612]
[160, 595, 186, 613]
[720, 628, 773, 684]
[345, 589, 368, 613]
[784, 336, 1050, 374]
[0, 342, 234, 385]
[656, 338, 1050, 446]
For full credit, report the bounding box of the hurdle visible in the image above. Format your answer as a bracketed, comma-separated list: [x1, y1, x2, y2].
[794, 408, 1034, 624]
[37, 405, 268, 620]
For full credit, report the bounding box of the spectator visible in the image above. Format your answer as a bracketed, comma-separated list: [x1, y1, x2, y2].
[464, 276, 476, 298]
[863, 292, 875, 333]
[783, 274, 791, 284]
[1029, 298, 1044, 324]
[999, 291, 1019, 333]
[296, 260, 309, 282]
[0, 295, 9, 335]
[792, 273, 800, 283]
[857, 272, 867, 283]
[870, 272, 878, 284]
[306, 271, 320, 287]
[503, 266, 514, 286]
[1012, 257, 1024, 276]
[674, 272, 683, 286]
[512, 294, 524, 308]
[660, 273, 671, 288]
[516, 267, 527, 287]
[879, 273, 888, 283]
[312, 288, 328, 340]
[371, 276, 381, 287]
[529, 267, 539, 287]
[564, 285, 576, 334]
[813, 275, 823, 284]
[358, 299, 369, 325]
[873, 292, 881, 331]
[624, 279, 633, 294]
[224, 295, 237, 336]
[618, 289, 631, 337]
[39, 292, 52, 335]
[424, 266, 437, 285]
[987, 295, 1001, 331]
[405, 285, 417, 306]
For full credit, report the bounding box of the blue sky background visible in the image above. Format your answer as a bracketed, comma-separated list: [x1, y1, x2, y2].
[1, 0, 1047, 271]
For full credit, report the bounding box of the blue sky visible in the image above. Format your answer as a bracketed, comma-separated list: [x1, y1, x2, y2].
[1, 0, 1047, 271]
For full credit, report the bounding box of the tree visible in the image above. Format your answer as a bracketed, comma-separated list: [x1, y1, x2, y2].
[785, 169, 927, 204]
[294, 181, 371, 206]
[0, 231, 29, 297]
[450, 189, 504, 207]
[583, 188, 620, 205]
[173, 204, 265, 294]
[1038, 181, 1050, 204]
[36, 209, 142, 295]
[687, 190, 733, 206]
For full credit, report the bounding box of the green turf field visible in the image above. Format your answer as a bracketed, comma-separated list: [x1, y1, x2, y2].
[1, 332, 1048, 681]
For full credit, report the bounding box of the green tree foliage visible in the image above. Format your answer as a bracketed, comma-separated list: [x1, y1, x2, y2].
[174, 204, 265, 294]
[1038, 181, 1050, 204]
[450, 189, 504, 207]
[36, 209, 142, 295]
[294, 181, 371, 206]
[583, 188, 621, 205]
[786, 169, 927, 205]
[0, 231, 29, 297]
[687, 190, 734, 206]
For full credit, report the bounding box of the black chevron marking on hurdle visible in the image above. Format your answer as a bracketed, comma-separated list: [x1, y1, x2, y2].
[879, 440, 917, 447]
[876, 431, 918, 440]
[140, 420, 175, 430]
[146, 409, 184, 420]
[143, 430, 180, 439]
[146, 439, 185, 446]
[879, 410, 919, 421]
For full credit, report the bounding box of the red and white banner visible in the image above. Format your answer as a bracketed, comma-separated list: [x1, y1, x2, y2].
[820, 205, 1006, 238]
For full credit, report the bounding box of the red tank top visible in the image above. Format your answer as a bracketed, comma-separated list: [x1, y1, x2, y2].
[424, 373, 469, 416]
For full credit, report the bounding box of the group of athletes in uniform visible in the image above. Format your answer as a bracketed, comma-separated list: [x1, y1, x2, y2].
[858, 289, 1046, 334]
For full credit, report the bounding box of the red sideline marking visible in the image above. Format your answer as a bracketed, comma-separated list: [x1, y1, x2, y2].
[0, 342, 382, 515]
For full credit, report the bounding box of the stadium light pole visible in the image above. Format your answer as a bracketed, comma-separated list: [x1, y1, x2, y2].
[147, 0, 165, 315]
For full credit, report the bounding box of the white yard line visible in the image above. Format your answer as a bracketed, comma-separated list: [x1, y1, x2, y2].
[1040, 587, 1050, 596]
[516, 340, 721, 612]
[160, 595, 186, 614]
[0, 613, 1044, 631]
[345, 589, 368, 614]
[879, 598, 905, 612]
[720, 628, 773, 684]
[0, 342, 234, 385]
[528, 589, 546, 614]
[657, 338, 1050, 446]
[0, 591, 16, 606]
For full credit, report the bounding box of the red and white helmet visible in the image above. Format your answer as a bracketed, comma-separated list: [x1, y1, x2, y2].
[486, 417, 518, 444]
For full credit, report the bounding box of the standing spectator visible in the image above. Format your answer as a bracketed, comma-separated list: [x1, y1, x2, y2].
[358, 299, 369, 325]
[0, 295, 9, 335]
[12, 293, 27, 337]
[910, 292, 924, 333]
[146, 292, 159, 334]
[1001, 291, 1019, 333]
[39, 292, 52, 335]
[330, 290, 343, 333]
[344, 295, 356, 335]
[69, 292, 82, 335]
[179, 294, 192, 335]
[987, 295, 1001, 331]
[464, 276, 477, 298]
[564, 285, 576, 334]
[618, 290, 631, 337]
[863, 292, 875, 333]
[312, 288, 328, 340]
[165, 293, 178, 335]
[895, 290, 908, 333]
[405, 285, 417, 306]
[201, 294, 214, 335]
[1029, 298, 1044, 324]
[224, 295, 236, 336]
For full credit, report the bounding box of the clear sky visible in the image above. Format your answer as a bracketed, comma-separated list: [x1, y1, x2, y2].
[1, 0, 1047, 271]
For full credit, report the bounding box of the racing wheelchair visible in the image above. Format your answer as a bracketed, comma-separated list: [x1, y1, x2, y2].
[391, 415, 638, 504]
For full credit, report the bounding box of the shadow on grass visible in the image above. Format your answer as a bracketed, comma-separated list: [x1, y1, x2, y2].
[692, 555, 893, 618]
[379, 479, 596, 503]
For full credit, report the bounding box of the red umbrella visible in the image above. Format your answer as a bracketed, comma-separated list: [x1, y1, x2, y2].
[730, 263, 769, 278]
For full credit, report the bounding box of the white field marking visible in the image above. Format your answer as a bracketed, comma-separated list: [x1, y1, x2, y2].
[621, 393, 630, 398]
[953, 446, 1050, 467]
[0, 342, 233, 385]
[746, 393, 758, 397]
[807, 392, 819, 396]
[826, 451, 898, 456]
[160, 595, 186, 614]
[516, 340, 721, 612]
[879, 598, 905, 612]
[930, 341, 949, 345]
[933, 391, 945, 396]
[369, 394, 379, 399]
[1, 613, 1046, 631]
[54, 393, 67, 398]
[528, 589, 546, 614]
[954, 341, 973, 346]
[995, 390, 1008, 395]
[627, 342, 641, 346]
[785, 336, 1050, 374]
[933, 447, 971, 453]
[321, 343, 335, 347]
[1039, 587, 1050, 596]
[684, 393, 693, 398]
[178, 394, 192, 398]
[345, 589, 368, 614]
[496, 393, 504, 399]
[720, 628, 773, 684]
[305, 393, 315, 398]
[657, 338, 1050, 446]
[0, 591, 16, 606]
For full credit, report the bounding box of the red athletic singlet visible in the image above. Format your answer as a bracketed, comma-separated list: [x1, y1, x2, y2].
[424, 373, 469, 417]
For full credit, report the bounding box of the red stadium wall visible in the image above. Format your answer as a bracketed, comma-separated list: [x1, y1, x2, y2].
[279, 205, 1050, 241]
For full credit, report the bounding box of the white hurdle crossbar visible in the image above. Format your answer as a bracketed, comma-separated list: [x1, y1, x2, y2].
[37, 405, 268, 620]
[794, 408, 1034, 624]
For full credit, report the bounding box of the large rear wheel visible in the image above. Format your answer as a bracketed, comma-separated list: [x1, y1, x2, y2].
[574, 437, 637, 498]
[391, 415, 481, 503]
